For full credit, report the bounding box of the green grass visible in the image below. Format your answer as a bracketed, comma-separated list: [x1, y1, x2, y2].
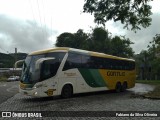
[144, 85, 160, 99]
[136, 80, 160, 85]
[0, 76, 7, 82]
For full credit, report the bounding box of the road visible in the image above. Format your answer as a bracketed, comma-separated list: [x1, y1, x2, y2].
[0, 82, 155, 104]
[0, 82, 159, 119]
[0, 81, 19, 104]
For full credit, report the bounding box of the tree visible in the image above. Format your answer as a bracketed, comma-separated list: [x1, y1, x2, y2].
[88, 27, 111, 53]
[74, 29, 89, 49]
[55, 32, 75, 47]
[135, 34, 160, 80]
[55, 30, 89, 49]
[148, 34, 160, 57]
[110, 36, 134, 57]
[146, 34, 160, 79]
[83, 0, 152, 31]
[55, 27, 134, 58]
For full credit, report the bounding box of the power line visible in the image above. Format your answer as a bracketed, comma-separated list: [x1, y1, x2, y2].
[28, 0, 51, 42]
[0, 46, 9, 54]
[28, 0, 36, 23]
[36, 0, 45, 40]
[41, 0, 48, 40]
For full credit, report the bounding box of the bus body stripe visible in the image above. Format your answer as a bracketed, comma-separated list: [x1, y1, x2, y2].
[78, 68, 106, 87]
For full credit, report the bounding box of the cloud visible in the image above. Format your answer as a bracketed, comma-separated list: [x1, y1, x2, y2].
[107, 13, 160, 54]
[0, 14, 57, 53]
[125, 13, 160, 54]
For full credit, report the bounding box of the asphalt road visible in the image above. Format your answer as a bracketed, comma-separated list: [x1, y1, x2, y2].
[0, 82, 155, 105]
[0, 83, 159, 120]
[0, 81, 19, 104]
[0, 82, 159, 119]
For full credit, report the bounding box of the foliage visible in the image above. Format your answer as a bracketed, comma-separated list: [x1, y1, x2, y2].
[55, 27, 134, 58]
[136, 80, 160, 85]
[0, 53, 27, 68]
[0, 76, 7, 82]
[83, 0, 152, 31]
[0, 53, 14, 68]
[136, 34, 160, 80]
[110, 36, 134, 57]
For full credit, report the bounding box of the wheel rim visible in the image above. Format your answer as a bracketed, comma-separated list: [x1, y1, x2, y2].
[62, 86, 72, 98]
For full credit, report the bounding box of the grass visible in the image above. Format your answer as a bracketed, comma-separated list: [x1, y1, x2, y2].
[136, 80, 160, 99]
[136, 80, 160, 85]
[0, 76, 7, 82]
[144, 85, 160, 99]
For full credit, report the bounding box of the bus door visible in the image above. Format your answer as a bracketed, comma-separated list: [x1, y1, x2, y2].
[40, 59, 59, 96]
[76, 77, 88, 93]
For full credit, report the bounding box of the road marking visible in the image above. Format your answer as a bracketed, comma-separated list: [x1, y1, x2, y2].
[6, 85, 19, 93]
[0, 84, 6, 87]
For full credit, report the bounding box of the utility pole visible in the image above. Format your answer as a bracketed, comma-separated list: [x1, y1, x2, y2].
[15, 48, 17, 63]
[13, 48, 17, 76]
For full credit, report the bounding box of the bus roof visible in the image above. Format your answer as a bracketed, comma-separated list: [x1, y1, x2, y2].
[29, 47, 134, 62]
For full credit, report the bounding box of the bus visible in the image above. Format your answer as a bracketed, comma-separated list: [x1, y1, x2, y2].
[18, 47, 136, 98]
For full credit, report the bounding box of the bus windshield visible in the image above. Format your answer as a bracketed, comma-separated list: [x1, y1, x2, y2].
[20, 52, 66, 84]
[21, 54, 45, 84]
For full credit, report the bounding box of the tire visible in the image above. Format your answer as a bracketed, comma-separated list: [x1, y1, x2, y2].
[121, 82, 127, 92]
[61, 85, 73, 98]
[115, 82, 121, 93]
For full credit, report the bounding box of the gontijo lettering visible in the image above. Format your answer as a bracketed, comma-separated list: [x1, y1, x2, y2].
[107, 71, 125, 76]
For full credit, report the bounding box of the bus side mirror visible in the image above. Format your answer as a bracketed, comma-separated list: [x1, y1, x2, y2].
[35, 57, 55, 71]
[35, 57, 55, 81]
[15, 60, 24, 69]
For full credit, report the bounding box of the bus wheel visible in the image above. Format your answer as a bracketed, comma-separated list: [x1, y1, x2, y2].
[115, 82, 121, 93]
[121, 82, 127, 92]
[61, 85, 73, 98]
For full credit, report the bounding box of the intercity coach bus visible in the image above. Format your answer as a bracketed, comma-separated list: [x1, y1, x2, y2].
[18, 47, 136, 98]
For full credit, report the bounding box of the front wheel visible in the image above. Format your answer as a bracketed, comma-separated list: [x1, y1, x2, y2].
[61, 85, 73, 98]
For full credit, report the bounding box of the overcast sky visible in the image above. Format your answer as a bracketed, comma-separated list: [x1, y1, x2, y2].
[0, 0, 159, 54]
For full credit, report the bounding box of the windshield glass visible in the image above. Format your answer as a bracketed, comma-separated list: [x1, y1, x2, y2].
[21, 54, 45, 84]
[20, 52, 66, 84]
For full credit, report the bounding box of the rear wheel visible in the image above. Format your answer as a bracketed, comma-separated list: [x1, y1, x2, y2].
[115, 82, 121, 93]
[121, 82, 127, 92]
[61, 85, 73, 98]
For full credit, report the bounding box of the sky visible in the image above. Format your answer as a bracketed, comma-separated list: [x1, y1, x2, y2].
[0, 0, 159, 54]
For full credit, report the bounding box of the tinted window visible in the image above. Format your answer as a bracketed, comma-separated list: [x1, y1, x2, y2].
[63, 53, 82, 70]
[41, 60, 59, 80]
[46, 52, 66, 62]
[63, 52, 135, 71]
[41, 52, 66, 80]
[81, 55, 90, 68]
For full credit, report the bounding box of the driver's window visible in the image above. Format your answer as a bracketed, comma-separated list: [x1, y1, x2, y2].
[41, 60, 58, 81]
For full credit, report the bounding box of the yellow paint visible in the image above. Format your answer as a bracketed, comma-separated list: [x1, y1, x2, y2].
[99, 69, 136, 90]
[29, 47, 134, 63]
[90, 52, 134, 61]
[20, 82, 25, 89]
[29, 47, 69, 55]
[46, 89, 56, 96]
[64, 72, 76, 76]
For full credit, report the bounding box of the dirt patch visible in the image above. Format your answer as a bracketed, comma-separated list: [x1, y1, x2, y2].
[130, 85, 160, 100]
[143, 85, 160, 99]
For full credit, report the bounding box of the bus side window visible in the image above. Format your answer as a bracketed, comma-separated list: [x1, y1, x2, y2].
[41, 60, 58, 80]
[63, 52, 82, 70]
[81, 55, 90, 68]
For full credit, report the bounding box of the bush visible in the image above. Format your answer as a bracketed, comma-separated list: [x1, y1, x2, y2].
[0, 76, 7, 82]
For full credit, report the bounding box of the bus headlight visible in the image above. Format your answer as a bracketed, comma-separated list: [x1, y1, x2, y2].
[33, 92, 38, 96]
[33, 86, 37, 89]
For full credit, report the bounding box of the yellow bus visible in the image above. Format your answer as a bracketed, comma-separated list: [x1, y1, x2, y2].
[18, 47, 136, 98]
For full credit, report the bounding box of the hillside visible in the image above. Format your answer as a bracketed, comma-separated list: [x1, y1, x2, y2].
[0, 53, 27, 68]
